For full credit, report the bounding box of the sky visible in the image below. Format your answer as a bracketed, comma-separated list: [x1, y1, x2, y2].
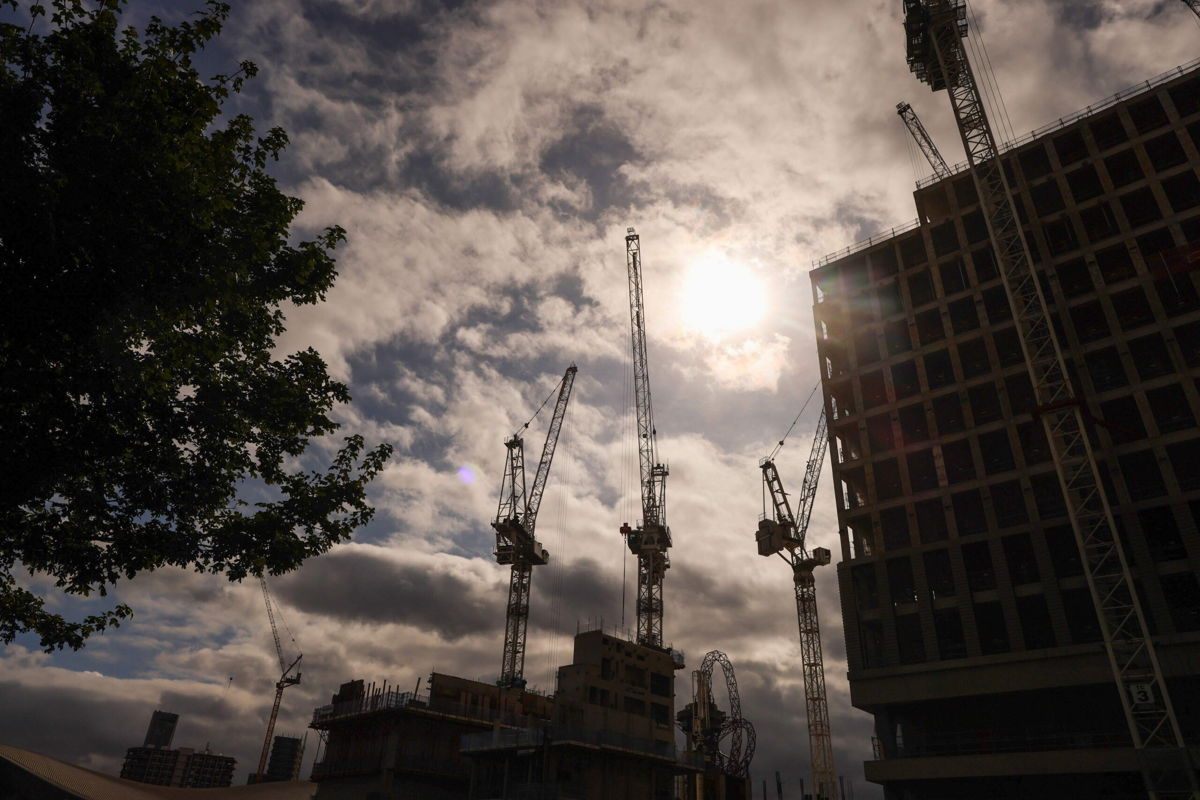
[3, 0, 1199, 795]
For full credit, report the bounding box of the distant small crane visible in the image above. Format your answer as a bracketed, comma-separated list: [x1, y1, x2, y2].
[493, 364, 577, 689]
[757, 407, 835, 800]
[254, 577, 301, 783]
[896, 101, 952, 180]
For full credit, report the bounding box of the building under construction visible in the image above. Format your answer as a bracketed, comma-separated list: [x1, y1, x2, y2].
[305, 228, 730, 800]
[814, 7, 1200, 796]
[308, 627, 700, 800]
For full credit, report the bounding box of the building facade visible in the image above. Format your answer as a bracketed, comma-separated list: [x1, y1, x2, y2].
[310, 674, 554, 799]
[120, 746, 236, 788]
[464, 628, 696, 800]
[142, 710, 178, 749]
[248, 734, 306, 784]
[813, 62, 1200, 798]
[120, 710, 235, 788]
[310, 629, 696, 800]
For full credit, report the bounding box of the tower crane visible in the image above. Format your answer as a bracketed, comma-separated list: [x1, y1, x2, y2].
[254, 577, 302, 783]
[903, 2, 1197, 797]
[620, 227, 671, 650]
[757, 407, 835, 800]
[1183, 1, 1200, 21]
[493, 364, 578, 689]
[896, 101, 952, 180]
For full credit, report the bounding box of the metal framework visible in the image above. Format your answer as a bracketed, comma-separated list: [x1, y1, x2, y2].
[620, 228, 671, 648]
[493, 365, 577, 689]
[1184, 0, 1200, 20]
[758, 408, 835, 800]
[904, 2, 1197, 796]
[255, 577, 302, 783]
[897, 101, 952, 180]
[691, 650, 756, 778]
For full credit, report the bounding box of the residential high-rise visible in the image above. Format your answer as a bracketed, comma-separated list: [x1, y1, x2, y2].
[813, 61, 1200, 798]
[120, 710, 235, 788]
[142, 710, 178, 749]
[120, 745, 235, 788]
[266, 735, 305, 782]
[248, 734, 306, 784]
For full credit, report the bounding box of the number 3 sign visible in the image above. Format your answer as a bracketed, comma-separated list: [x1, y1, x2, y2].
[1129, 683, 1156, 706]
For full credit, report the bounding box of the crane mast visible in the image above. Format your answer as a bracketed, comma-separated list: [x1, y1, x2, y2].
[620, 227, 671, 649]
[757, 408, 834, 799]
[1183, 0, 1200, 20]
[255, 577, 301, 783]
[493, 365, 577, 689]
[896, 101, 952, 180]
[904, 2, 1197, 797]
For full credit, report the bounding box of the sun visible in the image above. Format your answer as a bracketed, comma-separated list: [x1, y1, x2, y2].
[680, 251, 767, 340]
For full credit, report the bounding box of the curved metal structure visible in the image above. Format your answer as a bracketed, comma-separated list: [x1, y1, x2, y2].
[697, 650, 756, 779]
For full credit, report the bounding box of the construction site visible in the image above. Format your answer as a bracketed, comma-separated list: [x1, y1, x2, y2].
[4, 2, 1200, 800]
[177, 2, 1200, 798]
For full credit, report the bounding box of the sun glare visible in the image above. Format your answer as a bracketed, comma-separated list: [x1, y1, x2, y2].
[680, 252, 767, 340]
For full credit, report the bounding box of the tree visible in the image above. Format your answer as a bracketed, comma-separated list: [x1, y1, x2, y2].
[0, 0, 392, 650]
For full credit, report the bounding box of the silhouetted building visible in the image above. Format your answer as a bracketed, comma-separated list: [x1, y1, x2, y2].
[248, 735, 306, 784]
[813, 60, 1200, 799]
[1, 745, 311, 800]
[120, 710, 235, 788]
[142, 710, 178, 749]
[310, 674, 551, 799]
[464, 628, 699, 799]
[120, 746, 235, 788]
[309, 628, 699, 800]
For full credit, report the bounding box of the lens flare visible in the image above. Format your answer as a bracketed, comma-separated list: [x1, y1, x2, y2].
[680, 252, 767, 340]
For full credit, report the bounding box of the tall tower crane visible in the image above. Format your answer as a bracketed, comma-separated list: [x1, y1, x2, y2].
[255, 577, 302, 783]
[757, 407, 835, 800]
[897, 101, 952, 179]
[903, 2, 1197, 797]
[493, 364, 578, 689]
[620, 227, 671, 650]
[1183, 1, 1200, 21]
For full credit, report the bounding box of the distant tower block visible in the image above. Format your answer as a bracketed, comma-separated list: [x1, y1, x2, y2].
[143, 710, 179, 749]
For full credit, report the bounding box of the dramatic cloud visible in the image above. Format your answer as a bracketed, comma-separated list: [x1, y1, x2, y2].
[5, 0, 1197, 794]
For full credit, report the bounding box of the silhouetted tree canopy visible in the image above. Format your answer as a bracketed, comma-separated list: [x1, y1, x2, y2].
[0, 0, 392, 650]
